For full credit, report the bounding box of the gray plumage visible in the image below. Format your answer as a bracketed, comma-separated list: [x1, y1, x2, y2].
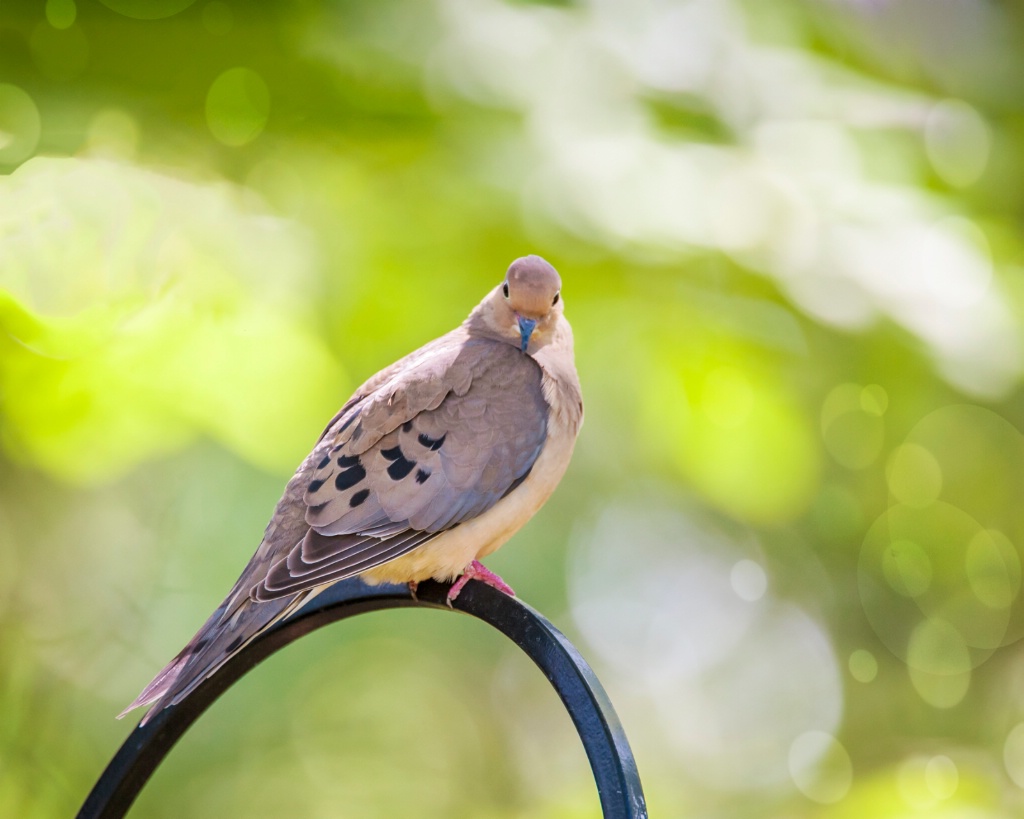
[121, 255, 582, 724]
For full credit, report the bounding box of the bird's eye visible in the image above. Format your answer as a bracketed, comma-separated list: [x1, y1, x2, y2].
[552, 291, 560, 305]
[502, 282, 509, 298]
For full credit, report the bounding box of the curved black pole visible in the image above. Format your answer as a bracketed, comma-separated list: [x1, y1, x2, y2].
[78, 577, 648, 819]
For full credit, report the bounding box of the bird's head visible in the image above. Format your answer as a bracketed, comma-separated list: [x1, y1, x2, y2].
[472, 255, 563, 354]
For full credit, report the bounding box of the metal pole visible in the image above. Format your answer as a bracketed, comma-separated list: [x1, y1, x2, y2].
[77, 577, 648, 819]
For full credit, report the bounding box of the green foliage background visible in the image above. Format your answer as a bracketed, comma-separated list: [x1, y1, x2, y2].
[2, 0, 1024, 816]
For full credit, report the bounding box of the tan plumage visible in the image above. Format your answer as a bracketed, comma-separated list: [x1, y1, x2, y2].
[121, 255, 583, 724]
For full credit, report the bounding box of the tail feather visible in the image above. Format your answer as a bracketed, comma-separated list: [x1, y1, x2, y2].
[119, 449, 327, 724]
[120, 592, 301, 726]
[116, 652, 189, 719]
[118, 599, 231, 722]
[159, 595, 296, 712]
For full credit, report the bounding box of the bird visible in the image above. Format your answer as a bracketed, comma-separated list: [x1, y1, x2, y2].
[120, 255, 583, 725]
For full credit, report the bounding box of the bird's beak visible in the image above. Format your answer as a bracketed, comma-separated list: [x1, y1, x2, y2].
[517, 315, 537, 353]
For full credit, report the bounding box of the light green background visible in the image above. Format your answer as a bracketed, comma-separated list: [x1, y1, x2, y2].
[2, 0, 1024, 816]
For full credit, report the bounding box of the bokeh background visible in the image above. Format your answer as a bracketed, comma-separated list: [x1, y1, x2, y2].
[2, 0, 1024, 816]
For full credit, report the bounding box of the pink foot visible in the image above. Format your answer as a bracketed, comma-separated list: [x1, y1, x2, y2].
[408, 580, 419, 601]
[447, 560, 515, 606]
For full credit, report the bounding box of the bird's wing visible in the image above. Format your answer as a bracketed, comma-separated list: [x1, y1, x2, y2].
[251, 336, 549, 599]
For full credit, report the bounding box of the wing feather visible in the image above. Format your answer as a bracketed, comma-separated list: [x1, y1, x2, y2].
[251, 337, 548, 602]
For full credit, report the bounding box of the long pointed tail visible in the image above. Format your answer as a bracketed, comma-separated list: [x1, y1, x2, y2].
[119, 591, 303, 726]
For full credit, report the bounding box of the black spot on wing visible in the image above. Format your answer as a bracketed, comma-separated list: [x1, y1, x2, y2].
[381, 445, 416, 480]
[309, 477, 326, 493]
[317, 455, 331, 470]
[226, 635, 244, 653]
[417, 432, 446, 451]
[402, 420, 413, 433]
[335, 462, 367, 490]
[350, 488, 370, 507]
[338, 453, 359, 468]
[415, 468, 430, 484]
[388, 456, 416, 480]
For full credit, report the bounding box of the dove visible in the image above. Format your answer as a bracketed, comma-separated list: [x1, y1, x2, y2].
[120, 255, 583, 725]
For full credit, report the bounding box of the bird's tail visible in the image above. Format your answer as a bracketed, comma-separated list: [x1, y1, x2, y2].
[119, 590, 307, 726]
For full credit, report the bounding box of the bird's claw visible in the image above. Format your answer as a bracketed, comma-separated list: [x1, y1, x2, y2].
[446, 560, 515, 607]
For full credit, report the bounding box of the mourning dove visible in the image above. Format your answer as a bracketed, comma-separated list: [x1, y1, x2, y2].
[120, 255, 583, 724]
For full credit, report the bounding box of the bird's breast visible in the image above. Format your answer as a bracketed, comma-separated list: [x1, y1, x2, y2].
[359, 392, 579, 586]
